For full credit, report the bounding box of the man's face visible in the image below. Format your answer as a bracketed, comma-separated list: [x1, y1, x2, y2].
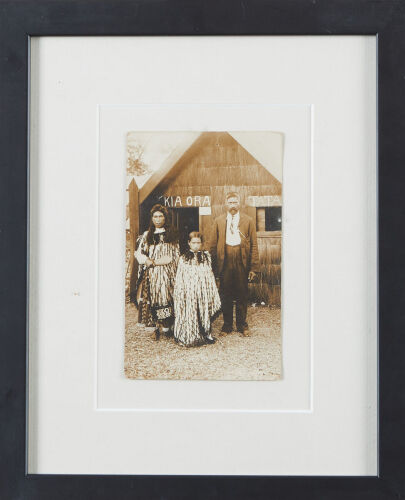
[225, 196, 240, 215]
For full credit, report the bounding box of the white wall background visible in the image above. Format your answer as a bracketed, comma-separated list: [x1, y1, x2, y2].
[28, 36, 377, 475]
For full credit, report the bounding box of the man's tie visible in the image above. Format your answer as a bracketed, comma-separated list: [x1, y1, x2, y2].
[230, 215, 236, 234]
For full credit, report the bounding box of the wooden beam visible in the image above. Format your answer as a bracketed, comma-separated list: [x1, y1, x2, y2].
[128, 178, 139, 301]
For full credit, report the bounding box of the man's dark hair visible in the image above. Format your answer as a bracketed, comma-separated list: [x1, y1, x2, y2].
[225, 191, 240, 201]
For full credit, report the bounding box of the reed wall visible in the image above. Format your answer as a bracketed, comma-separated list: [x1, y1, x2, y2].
[143, 132, 282, 306]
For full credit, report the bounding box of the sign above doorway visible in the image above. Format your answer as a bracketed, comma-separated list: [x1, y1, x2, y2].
[159, 195, 211, 208]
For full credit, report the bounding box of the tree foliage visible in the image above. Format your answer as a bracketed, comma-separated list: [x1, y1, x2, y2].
[127, 143, 150, 176]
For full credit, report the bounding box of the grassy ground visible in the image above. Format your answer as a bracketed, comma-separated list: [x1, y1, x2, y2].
[125, 303, 282, 381]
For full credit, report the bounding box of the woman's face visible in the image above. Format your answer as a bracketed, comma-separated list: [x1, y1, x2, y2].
[189, 237, 202, 252]
[152, 211, 165, 228]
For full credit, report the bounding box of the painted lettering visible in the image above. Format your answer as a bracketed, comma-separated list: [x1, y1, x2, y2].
[186, 196, 193, 206]
[174, 196, 182, 207]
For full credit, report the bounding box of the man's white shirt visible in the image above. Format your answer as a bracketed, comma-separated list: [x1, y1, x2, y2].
[226, 211, 241, 246]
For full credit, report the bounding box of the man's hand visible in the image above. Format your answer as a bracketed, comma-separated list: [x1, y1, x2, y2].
[248, 271, 256, 282]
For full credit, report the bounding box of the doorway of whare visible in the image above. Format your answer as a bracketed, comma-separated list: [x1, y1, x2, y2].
[172, 206, 199, 254]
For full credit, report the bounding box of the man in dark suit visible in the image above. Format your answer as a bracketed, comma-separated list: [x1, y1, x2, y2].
[209, 192, 259, 336]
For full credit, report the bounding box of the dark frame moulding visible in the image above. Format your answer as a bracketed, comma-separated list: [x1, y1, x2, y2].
[1, 1, 404, 499]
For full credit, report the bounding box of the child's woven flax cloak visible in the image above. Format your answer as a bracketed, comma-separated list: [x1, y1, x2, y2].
[173, 250, 221, 346]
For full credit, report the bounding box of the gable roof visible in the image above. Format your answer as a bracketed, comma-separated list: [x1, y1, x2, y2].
[138, 132, 202, 204]
[138, 131, 283, 204]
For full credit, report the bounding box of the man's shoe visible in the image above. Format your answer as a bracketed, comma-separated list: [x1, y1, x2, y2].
[163, 328, 173, 338]
[237, 325, 251, 337]
[206, 337, 216, 344]
[221, 324, 233, 333]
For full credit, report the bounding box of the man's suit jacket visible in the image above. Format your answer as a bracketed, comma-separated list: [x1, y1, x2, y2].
[209, 212, 260, 276]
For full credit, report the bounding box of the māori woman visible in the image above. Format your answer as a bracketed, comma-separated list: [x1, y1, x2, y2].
[135, 204, 180, 340]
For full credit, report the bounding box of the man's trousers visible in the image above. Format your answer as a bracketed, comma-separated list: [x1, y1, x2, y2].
[220, 244, 248, 329]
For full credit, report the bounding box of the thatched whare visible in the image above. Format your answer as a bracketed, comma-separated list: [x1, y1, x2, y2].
[128, 132, 282, 306]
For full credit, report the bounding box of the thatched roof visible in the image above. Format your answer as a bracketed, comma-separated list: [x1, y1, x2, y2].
[139, 132, 202, 203]
[139, 131, 283, 204]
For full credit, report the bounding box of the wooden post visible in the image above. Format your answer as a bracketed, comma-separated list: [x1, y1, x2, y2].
[256, 208, 266, 232]
[128, 178, 139, 302]
[245, 205, 256, 222]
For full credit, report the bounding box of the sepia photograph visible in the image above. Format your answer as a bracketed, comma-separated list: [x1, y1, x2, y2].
[125, 131, 283, 380]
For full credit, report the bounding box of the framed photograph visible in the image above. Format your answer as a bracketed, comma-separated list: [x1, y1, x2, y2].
[1, 1, 404, 499]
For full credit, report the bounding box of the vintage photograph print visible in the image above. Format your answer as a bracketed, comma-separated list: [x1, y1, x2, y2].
[125, 131, 283, 380]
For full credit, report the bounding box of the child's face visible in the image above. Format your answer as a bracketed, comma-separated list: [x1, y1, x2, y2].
[189, 237, 202, 251]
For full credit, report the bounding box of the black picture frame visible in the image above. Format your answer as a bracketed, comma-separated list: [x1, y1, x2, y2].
[1, 1, 404, 498]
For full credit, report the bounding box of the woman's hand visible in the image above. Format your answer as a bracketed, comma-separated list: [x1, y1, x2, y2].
[145, 258, 154, 268]
[153, 255, 172, 266]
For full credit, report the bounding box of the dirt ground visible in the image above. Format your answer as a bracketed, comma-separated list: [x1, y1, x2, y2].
[125, 303, 282, 381]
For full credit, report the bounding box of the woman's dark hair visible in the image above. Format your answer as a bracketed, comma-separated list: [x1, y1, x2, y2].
[146, 203, 178, 245]
[188, 231, 204, 243]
